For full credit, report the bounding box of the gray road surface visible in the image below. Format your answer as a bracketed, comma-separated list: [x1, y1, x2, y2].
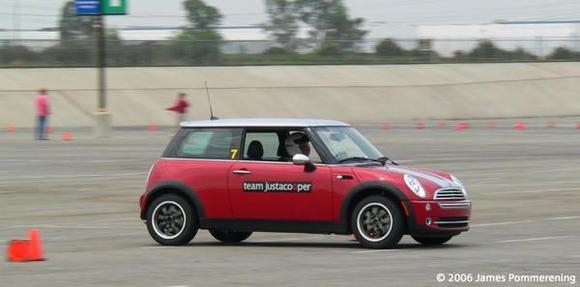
[0, 124, 579, 287]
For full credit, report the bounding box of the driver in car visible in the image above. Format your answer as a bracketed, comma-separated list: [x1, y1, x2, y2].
[286, 133, 311, 157]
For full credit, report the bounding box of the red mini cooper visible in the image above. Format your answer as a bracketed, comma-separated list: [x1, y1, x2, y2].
[139, 119, 471, 249]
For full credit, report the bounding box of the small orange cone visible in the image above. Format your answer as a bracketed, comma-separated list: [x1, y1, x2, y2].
[514, 122, 526, 130]
[5, 123, 16, 132]
[147, 124, 158, 132]
[27, 229, 44, 261]
[415, 123, 426, 129]
[576, 123, 580, 130]
[62, 131, 73, 141]
[7, 229, 45, 262]
[381, 123, 391, 129]
[454, 122, 469, 131]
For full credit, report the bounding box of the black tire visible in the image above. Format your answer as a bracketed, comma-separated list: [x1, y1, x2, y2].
[351, 196, 404, 249]
[412, 235, 453, 246]
[146, 194, 198, 245]
[209, 229, 252, 243]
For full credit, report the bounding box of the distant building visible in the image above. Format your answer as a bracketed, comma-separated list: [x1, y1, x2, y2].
[416, 21, 580, 57]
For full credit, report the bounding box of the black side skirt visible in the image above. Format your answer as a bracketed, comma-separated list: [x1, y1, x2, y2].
[199, 218, 347, 235]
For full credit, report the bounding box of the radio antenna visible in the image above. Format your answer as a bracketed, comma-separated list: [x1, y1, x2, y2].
[204, 81, 218, 120]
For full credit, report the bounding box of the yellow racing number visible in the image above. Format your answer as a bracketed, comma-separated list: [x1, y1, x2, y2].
[230, 148, 238, 159]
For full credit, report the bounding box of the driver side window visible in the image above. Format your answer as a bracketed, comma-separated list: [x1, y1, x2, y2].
[242, 129, 321, 163]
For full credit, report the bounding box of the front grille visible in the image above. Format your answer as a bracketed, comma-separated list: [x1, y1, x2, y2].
[435, 216, 469, 228]
[434, 188, 466, 200]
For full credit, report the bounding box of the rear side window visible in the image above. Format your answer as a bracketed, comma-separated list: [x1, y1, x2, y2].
[164, 128, 242, 160]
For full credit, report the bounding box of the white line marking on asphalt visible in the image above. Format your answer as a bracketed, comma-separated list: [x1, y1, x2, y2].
[495, 235, 576, 244]
[165, 285, 191, 287]
[472, 215, 579, 228]
[471, 220, 531, 227]
[496, 187, 580, 194]
[545, 216, 580, 221]
[2, 172, 147, 180]
[0, 224, 142, 230]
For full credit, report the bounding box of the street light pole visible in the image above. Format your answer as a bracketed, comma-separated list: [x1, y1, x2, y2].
[94, 12, 111, 138]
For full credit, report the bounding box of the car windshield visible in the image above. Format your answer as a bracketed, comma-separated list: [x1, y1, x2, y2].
[312, 126, 384, 163]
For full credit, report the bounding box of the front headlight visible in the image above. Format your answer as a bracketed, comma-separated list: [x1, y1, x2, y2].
[450, 174, 468, 196]
[404, 174, 426, 198]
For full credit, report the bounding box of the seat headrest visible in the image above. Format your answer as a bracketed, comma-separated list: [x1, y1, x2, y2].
[247, 140, 264, 160]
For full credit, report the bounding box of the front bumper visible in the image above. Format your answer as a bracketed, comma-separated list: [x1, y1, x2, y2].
[405, 200, 471, 236]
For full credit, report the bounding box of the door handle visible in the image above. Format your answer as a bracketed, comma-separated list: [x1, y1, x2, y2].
[336, 175, 354, 180]
[232, 169, 252, 175]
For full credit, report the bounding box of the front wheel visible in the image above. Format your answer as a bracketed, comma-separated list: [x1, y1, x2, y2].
[351, 196, 404, 249]
[146, 194, 198, 245]
[209, 229, 252, 243]
[412, 235, 453, 246]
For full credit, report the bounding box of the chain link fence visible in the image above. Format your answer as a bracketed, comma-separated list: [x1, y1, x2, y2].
[1, 38, 580, 67]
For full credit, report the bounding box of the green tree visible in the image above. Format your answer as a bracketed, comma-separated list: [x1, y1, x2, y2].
[184, 0, 223, 29]
[548, 47, 580, 60]
[59, 1, 95, 43]
[171, 0, 223, 64]
[468, 40, 510, 61]
[264, 0, 300, 51]
[375, 39, 406, 57]
[295, 0, 367, 53]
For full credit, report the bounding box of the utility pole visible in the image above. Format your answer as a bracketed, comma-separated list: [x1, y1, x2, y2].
[94, 13, 111, 138]
[75, 0, 127, 138]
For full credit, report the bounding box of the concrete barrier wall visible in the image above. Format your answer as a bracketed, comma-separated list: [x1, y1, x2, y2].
[1, 63, 579, 128]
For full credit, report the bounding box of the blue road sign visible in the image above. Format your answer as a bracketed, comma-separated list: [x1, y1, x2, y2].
[75, 0, 101, 15]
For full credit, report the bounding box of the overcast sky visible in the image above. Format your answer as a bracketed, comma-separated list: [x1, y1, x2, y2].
[1, 0, 579, 38]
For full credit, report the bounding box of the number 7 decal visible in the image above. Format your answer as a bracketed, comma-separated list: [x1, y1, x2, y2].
[230, 148, 238, 160]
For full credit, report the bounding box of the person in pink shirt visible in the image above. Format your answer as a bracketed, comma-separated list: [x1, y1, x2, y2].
[166, 93, 190, 128]
[35, 88, 50, 140]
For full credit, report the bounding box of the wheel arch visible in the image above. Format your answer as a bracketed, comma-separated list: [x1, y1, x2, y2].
[140, 181, 205, 220]
[339, 181, 410, 234]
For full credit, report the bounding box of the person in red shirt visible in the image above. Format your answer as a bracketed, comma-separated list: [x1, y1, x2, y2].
[166, 93, 190, 128]
[35, 88, 50, 140]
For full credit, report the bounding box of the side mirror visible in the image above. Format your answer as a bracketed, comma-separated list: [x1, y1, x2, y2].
[292, 154, 316, 172]
[292, 154, 311, 165]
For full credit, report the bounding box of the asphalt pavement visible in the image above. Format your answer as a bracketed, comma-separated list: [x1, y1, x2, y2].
[0, 122, 579, 287]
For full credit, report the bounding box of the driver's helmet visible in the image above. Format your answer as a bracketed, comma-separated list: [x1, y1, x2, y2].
[285, 133, 308, 157]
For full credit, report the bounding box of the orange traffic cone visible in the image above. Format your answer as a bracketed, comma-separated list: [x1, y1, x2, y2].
[147, 124, 158, 132]
[415, 123, 426, 129]
[5, 123, 16, 132]
[381, 123, 391, 129]
[27, 229, 44, 261]
[7, 229, 45, 262]
[454, 122, 469, 131]
[514, 122, 527, 130]
[62, 131, 73, 141]
[576, 123, 580, 130]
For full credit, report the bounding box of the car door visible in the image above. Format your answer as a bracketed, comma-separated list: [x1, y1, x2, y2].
[227, 129, 333, 221]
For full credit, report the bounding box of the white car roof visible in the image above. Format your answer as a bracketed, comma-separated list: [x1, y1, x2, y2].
[180, 118, 350, 128]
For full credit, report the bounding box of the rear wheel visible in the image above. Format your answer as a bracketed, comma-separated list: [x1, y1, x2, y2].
[146, 194, 198, 245]
[412, 235, 453, 246]
[351, 196, 404, 249]
[209, 229, 252, 243]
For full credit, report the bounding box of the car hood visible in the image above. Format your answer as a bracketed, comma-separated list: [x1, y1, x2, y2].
[352, 164, 460, 196]
[385, 165, 457, 189]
